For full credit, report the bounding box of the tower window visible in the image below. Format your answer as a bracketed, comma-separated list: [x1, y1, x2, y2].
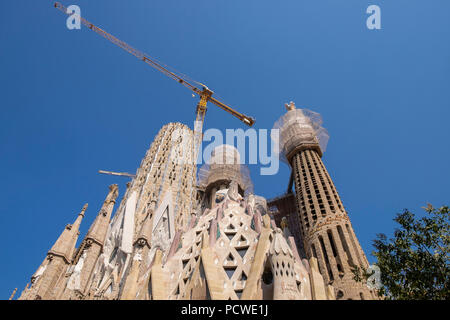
[319, 236, 334, 282]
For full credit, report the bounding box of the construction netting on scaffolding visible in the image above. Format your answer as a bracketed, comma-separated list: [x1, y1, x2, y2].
[272, 106, 329, 163]
[197, 145, 254, 195]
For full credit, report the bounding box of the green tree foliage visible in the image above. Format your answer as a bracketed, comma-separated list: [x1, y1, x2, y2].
[353, 205, 449, 300]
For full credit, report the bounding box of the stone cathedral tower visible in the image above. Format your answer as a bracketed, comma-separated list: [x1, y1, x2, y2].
[273, 102, 376, 300]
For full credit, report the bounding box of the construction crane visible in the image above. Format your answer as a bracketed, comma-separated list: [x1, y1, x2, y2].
[98, 170, 136, 178]
[54, 2, 255, 160]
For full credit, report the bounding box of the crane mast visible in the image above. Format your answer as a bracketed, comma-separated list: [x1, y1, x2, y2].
[53, 2, 255, 151]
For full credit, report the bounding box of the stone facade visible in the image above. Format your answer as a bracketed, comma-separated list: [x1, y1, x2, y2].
[18, 105, 375, 300]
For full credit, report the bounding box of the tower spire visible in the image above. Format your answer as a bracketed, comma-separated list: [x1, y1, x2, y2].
[274, 103, 375, 300]
[60, 185, 119, 299]
[9, 288, 17, 300]
[18, 203, 88, 300]
[85, 185, 118, 246]
[48, 203, 87, 263]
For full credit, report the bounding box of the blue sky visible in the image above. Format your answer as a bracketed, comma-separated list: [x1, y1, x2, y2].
[0, 1, 449, 299]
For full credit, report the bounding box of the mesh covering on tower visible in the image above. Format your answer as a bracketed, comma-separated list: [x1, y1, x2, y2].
[273, 104, 329, 163]
[197, 145, 253, 195]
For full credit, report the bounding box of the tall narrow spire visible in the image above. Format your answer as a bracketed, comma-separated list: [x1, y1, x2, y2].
[86, 184, 118, 246]
[48, 203, 87, 263]
[9, 288, 17, 300]
[59, 185, 119, 299]
[18, 203, 88, 300]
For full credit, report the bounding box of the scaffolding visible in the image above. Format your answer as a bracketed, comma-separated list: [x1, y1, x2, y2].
[273, 106, 329, 163]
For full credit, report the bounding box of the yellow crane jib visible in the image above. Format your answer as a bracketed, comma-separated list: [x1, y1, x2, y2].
[53, 2, 255, 129]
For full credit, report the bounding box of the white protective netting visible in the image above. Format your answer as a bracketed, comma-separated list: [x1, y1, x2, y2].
[272, 108, 329, 163]
[210, 144, 241, 165]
